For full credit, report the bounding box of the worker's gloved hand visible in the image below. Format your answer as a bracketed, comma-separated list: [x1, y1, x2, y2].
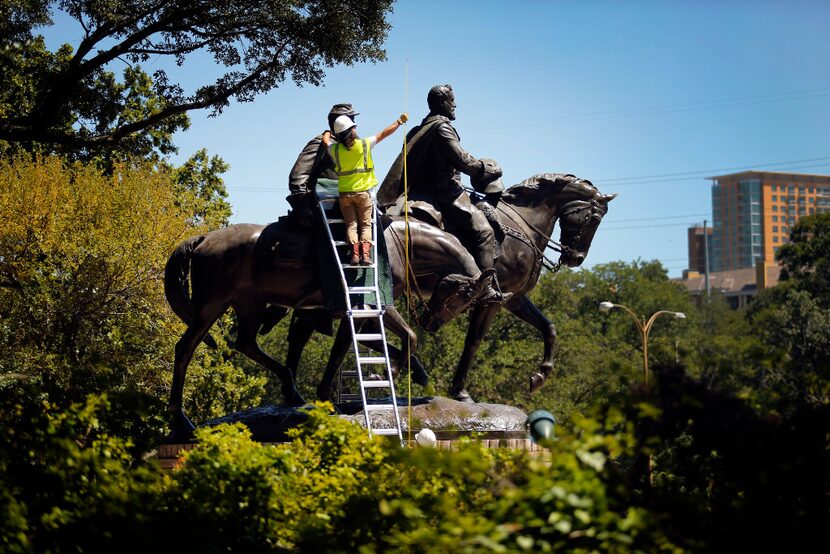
[399, 113, 409, 124]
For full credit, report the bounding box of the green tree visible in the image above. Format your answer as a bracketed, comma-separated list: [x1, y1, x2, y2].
[0, 153, 262, 440]
[171, 148, 232, 229]
[0, 0, 394, 154]
[776, 211, 830, 303]
[746, 212, 830, 408]
[1, 36, 189, 162]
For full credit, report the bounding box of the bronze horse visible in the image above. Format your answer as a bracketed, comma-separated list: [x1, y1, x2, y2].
[164, 208, 495, 438]
[312, 172, 615, 401]
[164, 173, 613, 437]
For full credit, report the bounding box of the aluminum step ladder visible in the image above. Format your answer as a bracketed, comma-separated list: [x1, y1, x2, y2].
[319, 196, 403, 441]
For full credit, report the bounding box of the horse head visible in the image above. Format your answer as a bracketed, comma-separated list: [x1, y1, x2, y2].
[503, 173, 616, 268]
[557, 186, 616, 267]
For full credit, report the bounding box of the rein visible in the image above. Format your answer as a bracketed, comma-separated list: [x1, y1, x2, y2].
[495, 201, 566, 273]
[389, 222, 428, 325]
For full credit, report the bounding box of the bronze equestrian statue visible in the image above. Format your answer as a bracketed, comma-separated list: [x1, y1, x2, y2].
[164, 214, 493, 439]
[378, 84, 508, 305]
[164, 172, 614, 437]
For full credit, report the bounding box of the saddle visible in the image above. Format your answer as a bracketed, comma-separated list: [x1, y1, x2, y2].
[256, 216, 314, 264]
[385, 195, 508, 260]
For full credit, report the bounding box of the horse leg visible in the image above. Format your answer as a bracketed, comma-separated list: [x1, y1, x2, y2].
[449, 302, 502, 403]
[234, 306, 306, 407]
[170, 303, 226, 440]
[505, 295, 557, 393]
[317, 316, 357, 401]
[286, 311, 317, 379]
[381, 306, 428, 387]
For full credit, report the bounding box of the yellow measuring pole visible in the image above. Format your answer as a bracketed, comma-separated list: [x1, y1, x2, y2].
[403, 62, 412, 445]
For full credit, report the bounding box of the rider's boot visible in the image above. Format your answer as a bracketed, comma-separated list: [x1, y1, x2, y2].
[476, 270, 512, 305]
[359, 241, 373, 266]
[348, 243, 360, 265]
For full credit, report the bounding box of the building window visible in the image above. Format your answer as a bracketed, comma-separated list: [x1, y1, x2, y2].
[772, 225, 778, 232]
[809, 208, 815, 214]
[773, 236, 779, 243]
[799, 186, 805, 193]
[809, 187, 814, 193]
[772, 205, 778, 212]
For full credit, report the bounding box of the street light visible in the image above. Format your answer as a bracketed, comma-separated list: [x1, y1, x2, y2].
[598, 302, 686, 386]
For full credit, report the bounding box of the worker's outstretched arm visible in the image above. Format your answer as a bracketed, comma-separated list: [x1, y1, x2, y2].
[375, 113, 409, 144]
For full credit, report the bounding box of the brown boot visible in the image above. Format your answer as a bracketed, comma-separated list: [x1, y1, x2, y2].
[360, 242, 373, 266]
[348, 243, 360, 265]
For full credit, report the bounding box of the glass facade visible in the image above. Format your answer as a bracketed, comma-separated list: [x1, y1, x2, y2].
[710, 173, 830, 271]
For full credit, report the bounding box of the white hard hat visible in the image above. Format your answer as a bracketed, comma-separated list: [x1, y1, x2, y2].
[332, 115, 356, 135]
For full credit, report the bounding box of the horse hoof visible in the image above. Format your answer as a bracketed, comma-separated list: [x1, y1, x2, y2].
[284, 389, 307, 407]
[452, 389, 475, 403]
[168, 410, 196, 442]
[411, 358, 429, 387]
[529, 372, 546, 394]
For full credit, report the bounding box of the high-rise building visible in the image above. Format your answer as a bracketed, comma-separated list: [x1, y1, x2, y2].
[708, 171, 830, 272]
[686, 224, 712, 274]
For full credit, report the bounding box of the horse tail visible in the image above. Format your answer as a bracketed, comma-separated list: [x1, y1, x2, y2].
[164, 235, 217, 348]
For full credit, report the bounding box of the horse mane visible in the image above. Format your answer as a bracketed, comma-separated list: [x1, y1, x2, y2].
[503, 173, 598, 203]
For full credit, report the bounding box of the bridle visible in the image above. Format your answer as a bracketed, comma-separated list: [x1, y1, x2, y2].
[495, 198, 593, 274]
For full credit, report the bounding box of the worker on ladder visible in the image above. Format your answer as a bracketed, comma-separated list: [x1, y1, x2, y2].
[322, 111, 409, 265]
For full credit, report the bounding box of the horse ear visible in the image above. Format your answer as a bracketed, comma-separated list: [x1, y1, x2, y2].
[595, 192, 618, 203]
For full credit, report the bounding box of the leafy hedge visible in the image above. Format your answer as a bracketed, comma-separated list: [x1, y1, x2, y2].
[1, 383, 676, 553]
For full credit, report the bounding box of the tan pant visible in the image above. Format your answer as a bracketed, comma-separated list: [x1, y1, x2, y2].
[339, 191, 373, 244]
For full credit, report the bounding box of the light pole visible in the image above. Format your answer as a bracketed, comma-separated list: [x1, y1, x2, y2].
[598, 302, 686, 386]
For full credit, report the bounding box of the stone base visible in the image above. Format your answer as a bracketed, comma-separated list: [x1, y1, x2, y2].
[156, 397, 544, 470]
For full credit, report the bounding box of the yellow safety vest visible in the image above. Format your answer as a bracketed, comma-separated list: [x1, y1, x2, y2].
[333, 139, 377, 193]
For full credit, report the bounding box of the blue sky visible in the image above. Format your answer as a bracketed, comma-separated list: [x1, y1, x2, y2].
[48, 1, 830, 276]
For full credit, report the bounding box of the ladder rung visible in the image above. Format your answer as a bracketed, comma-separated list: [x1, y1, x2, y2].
[348, 286, 378, 293]
[339, 393, 362, 402]
[334, 240, 349, 246]
[357, 356, 387, 365]
[363, 380, 391, 388]
[370, 428, 400, 436]
[365, 404, 396, 412]
[327, 218, 345, 224]
[355, 333, 383, 341]
[341, 370, 359, 378]
[351, 309, 383, 318]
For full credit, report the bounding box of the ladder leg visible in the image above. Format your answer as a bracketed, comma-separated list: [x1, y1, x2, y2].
[319, 194, 403, 442]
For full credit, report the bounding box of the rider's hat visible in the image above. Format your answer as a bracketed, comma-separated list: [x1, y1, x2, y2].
[328, 104, 359, 132]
